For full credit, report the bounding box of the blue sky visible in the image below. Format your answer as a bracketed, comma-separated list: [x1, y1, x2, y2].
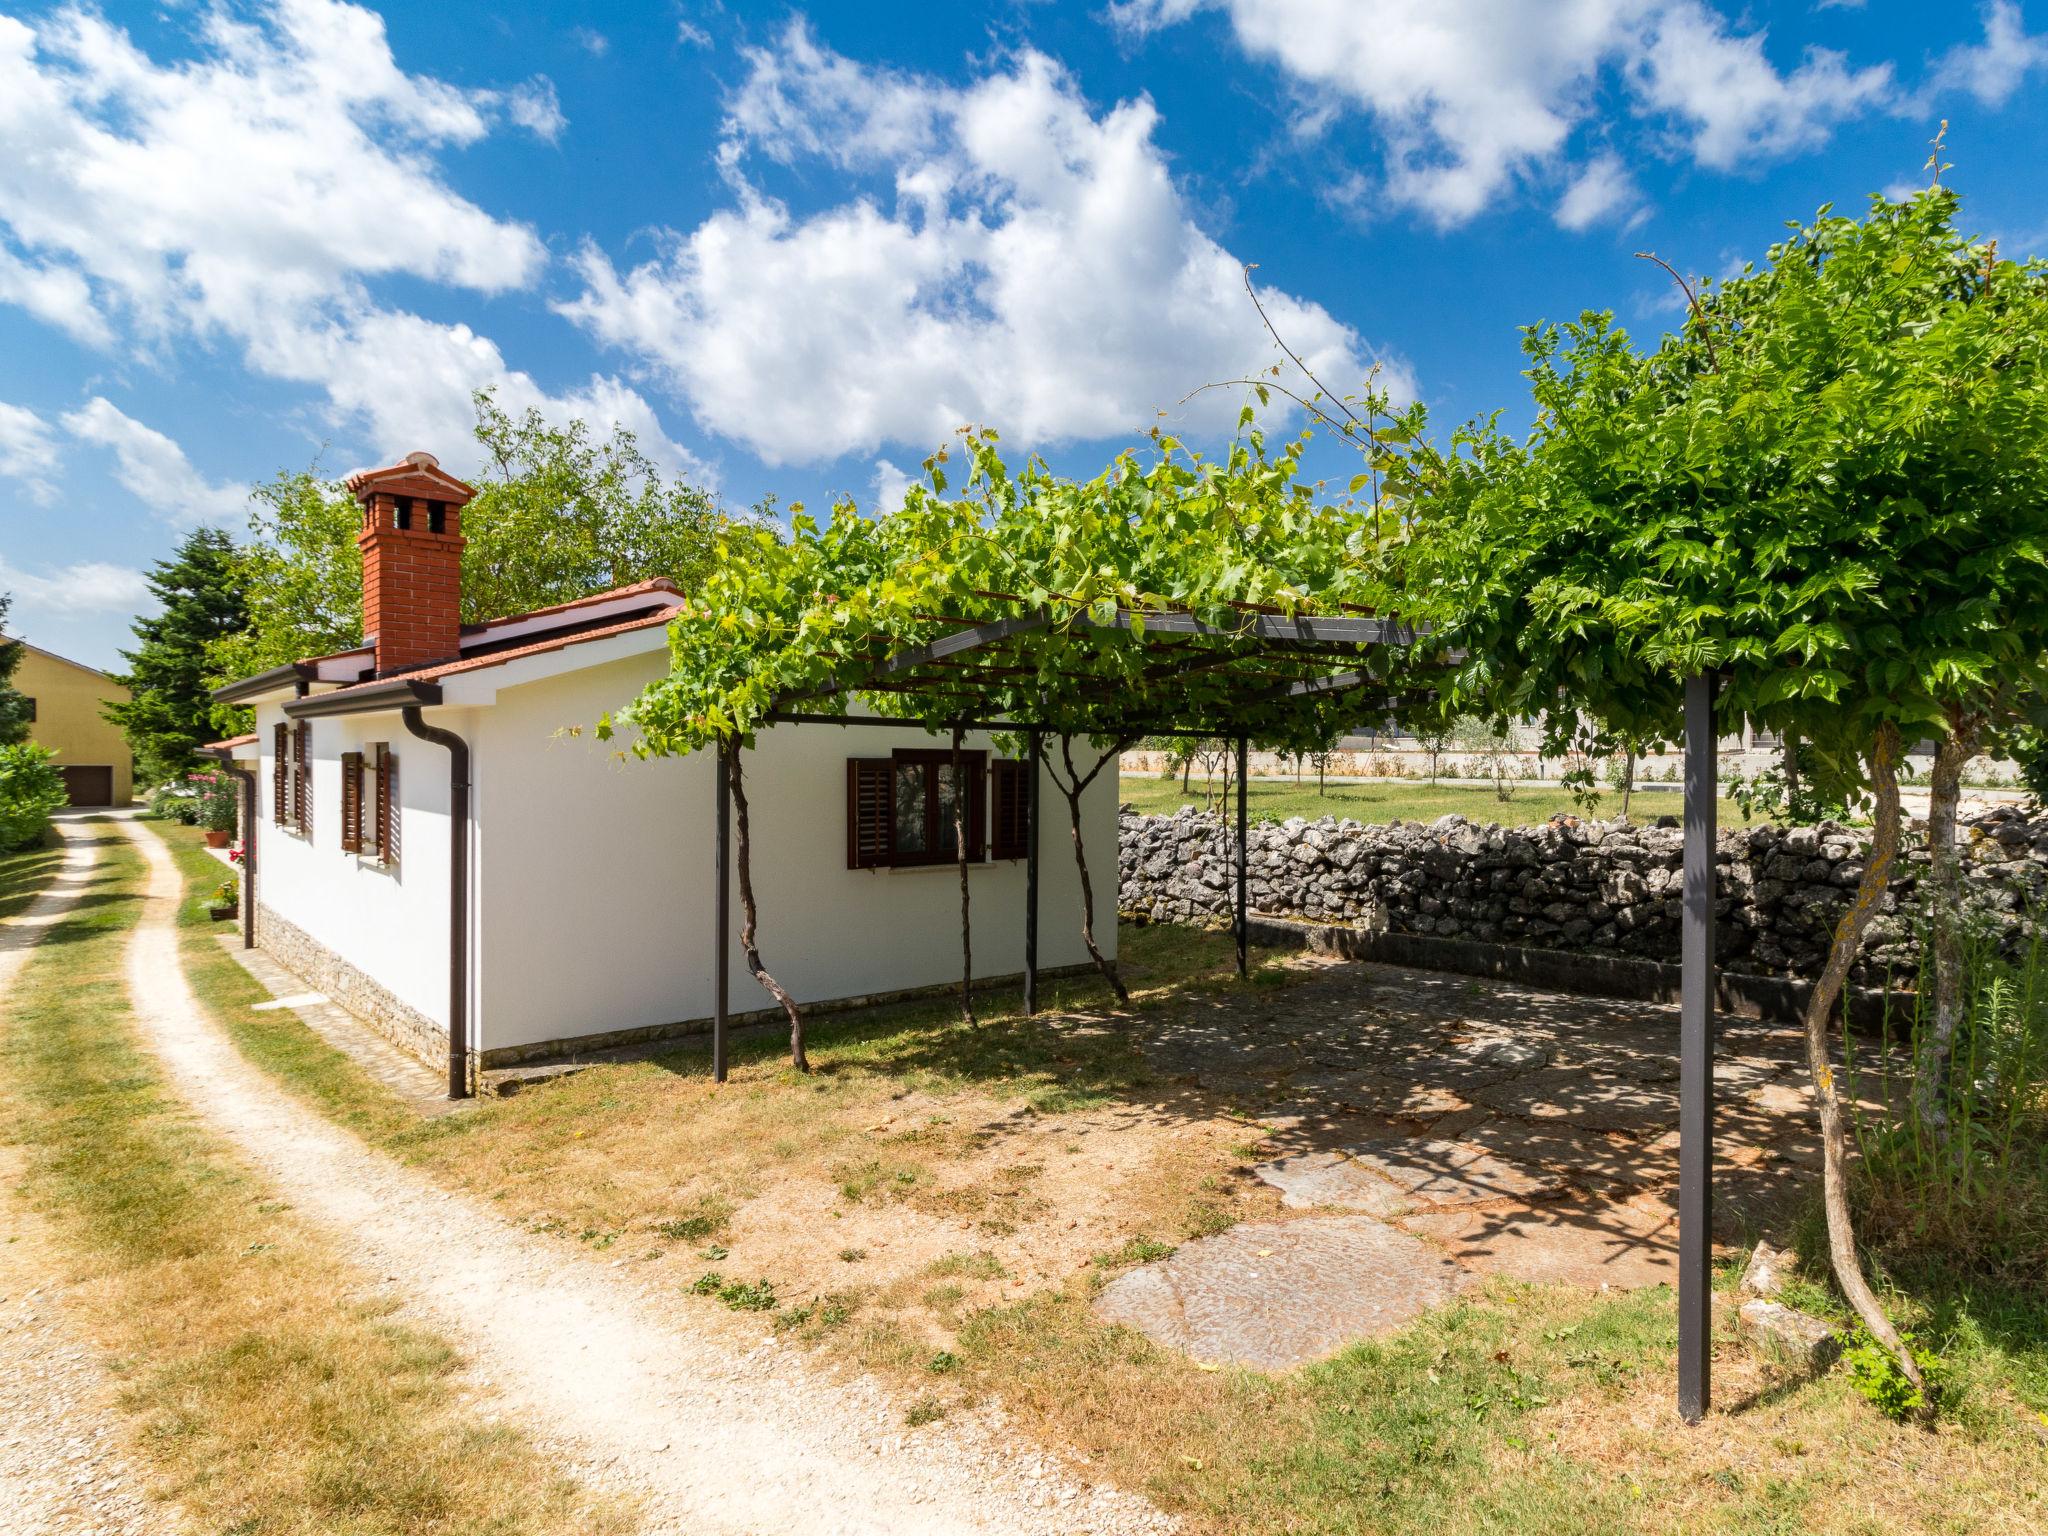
[2, 0, 2044, 670]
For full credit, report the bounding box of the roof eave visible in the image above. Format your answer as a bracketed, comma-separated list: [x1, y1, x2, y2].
[282, 679, 445, 719]
[211, 661, 317, 705]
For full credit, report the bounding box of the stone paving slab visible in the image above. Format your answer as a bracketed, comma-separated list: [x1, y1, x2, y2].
[1093, 1215, 1470, 1371]
[1397, 1196, 1679, 1289]
[1454, 1116, 1675, 1188]
[1250, 1151, 1411, 1215]
[1469, 1066, 1679, 1133]
[1254, 1137, 1562, 1216]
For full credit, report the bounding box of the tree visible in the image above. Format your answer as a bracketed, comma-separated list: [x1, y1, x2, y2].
[106, 529, 250, 784]
[209, 391, 738, 699]
[1396, 186, 2048, 1410]
[0, 595, 32, 746]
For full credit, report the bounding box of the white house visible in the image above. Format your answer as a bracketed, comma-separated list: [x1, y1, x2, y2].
[208, 452, 1116, 1095]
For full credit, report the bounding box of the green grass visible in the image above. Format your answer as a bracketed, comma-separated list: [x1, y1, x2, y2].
[1120, 774, 1754, 829]
[0, 821, 630, 1535]
[0, 831, 63, 921]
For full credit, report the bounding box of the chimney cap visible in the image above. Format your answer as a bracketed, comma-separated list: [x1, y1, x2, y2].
[344, 450, 477, 502]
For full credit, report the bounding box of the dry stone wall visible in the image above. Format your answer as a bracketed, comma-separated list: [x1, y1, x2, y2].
[1118, 802, 2048, 984]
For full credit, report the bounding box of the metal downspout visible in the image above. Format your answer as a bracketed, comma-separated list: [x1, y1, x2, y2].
[402, 706, 472, 1100]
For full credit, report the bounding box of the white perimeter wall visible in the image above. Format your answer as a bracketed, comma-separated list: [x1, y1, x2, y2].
[251, 701, 472, 1033]
[471, 652, 1118, 1054]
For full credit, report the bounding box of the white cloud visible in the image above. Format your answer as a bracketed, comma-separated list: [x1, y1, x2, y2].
[1555, 153, 1641, 230]
[0, 554, 152, 616]
[1631, 4, 1892, 168]
[677, 20, 714, 50]
[870, 458, 912, 513]
[500, 76, 567, 141]
[1922, 1, 2048, 108]
[572, 26, 610, 57]
[0, 246, 109, 346]
[61, 398, 249, 526]
[562, 25, 1395, 465]
[0, 401, 59, 505]
[1113, 1, 1898, 226]
[0, 2, 702, 484]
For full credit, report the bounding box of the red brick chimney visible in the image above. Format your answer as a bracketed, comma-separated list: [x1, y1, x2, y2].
[345, 451, 475, 676]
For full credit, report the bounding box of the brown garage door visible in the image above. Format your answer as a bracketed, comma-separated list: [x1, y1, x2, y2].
[59, 765, 115, 806]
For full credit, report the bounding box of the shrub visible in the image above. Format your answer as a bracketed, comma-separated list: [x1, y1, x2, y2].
[195, 773, 239, 834]
[149, 780, 203, 824]
[0, 743, 66, 851]
[1843, 1324, 1946, 1421]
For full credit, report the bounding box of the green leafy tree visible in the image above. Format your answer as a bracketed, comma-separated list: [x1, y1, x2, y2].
[0, 595, 32, 746]
[209, 391, 737, 702]
[106, 529, 250, 784]
[1398, 186, 2048, 1410]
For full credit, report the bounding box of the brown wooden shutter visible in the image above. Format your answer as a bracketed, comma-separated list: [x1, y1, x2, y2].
[340, 752, 364, 853]
[991, 759, 1030, 860]
[376, 746, 399, 866]
[846, 758, 893, 868]
[965, 751, 987, 862]
[272, 723, 288, 826]
[293, 720, 312, 837]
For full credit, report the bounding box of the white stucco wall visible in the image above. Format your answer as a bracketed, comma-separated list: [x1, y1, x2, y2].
[251, 700, 474, 1033]
[469, 650, 1118, 1053]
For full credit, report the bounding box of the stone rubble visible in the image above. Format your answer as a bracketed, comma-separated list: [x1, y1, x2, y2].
[1119, 802, 2048, 985]
[1738, 1299, 1843, 1375]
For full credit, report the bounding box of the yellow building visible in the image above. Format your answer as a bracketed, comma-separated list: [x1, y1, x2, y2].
[13, 642, 133, 805]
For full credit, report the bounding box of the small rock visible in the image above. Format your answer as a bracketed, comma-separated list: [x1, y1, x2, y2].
[1738, 1239, 1793, 1298]
[1739, 1298, 1841, 1374]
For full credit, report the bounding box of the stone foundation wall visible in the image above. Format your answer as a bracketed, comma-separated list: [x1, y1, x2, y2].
[1118, 804, 2048, 986]
[255, 904, 447, 1067]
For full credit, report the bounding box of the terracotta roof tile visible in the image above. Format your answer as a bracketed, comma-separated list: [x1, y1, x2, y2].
[308, 607, 677, 703]
[252, 577, 687, 704]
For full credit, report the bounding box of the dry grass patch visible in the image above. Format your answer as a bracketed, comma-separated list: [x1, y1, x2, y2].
[2, 826, 632, 1536]
[152, 822, 2048, 1534]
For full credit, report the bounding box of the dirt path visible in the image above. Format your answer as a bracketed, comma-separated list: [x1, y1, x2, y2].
[106, 818, 1172, 1536]
[0, 820, 186, 1535]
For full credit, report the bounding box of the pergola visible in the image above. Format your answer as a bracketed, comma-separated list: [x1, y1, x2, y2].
[703, 601, 1724, 1422]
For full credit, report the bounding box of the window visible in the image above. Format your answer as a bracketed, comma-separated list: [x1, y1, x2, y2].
[846, 749, 986, 868]
[21, 697, 32, 722]
[990, 759, 1032, 861]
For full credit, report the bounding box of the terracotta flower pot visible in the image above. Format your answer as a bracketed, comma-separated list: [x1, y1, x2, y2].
[205, 829, 232, 848]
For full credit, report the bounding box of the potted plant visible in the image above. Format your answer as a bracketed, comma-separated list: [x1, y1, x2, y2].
[207, 876, 239, 921]
[197, 773, 239, 848]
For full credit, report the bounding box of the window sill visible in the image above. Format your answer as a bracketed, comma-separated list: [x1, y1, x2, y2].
[864, 856, 1021, 874]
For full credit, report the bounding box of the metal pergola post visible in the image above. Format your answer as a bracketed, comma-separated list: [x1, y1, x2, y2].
[1025, 728, 1042, 1016]
[713, 740, 731, 1084]
[1234, 734, 1249, 980]
[1678, 673, 1717, 1421]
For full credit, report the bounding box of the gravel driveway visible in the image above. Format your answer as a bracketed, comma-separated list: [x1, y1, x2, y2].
[1, 819, 185, 1535]
[105, 817, 1173, 1536]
